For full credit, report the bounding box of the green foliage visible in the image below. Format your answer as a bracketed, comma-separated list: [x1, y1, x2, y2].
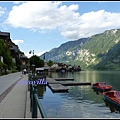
[11, 68, 18, 73]
[16, 57, 22, 71]
[0, 38, 28, 75]
[0, 61, 7, 68]
[0, 39, 13, 69]
[29, 55, 44, 69]
[0, 61, 8, 74]
[47, 60, 53, 66]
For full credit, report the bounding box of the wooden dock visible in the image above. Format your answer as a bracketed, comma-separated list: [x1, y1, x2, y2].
[55, 78, 74, 81]
[48, 84, 69, 93]
[46, 78, 68, 93]
[60, 81, 91, 86]
[46, 78, 91, 93]
[46, 78, 60, 84]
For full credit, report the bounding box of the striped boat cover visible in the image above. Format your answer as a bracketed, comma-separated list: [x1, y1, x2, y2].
[99, 82, 106, 87]
[116, 92, 120, 99]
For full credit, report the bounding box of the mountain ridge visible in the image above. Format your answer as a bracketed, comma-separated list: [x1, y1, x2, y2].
[40, 28, 120, 70]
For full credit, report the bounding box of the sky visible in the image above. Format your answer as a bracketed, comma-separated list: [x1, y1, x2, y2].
[0, 1, 120, 58]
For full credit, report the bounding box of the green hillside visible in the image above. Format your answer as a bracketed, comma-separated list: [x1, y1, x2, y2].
[40, 28, 120, 70]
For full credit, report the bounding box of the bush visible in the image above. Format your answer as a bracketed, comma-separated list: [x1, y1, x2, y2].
[12, 69, 18, 73]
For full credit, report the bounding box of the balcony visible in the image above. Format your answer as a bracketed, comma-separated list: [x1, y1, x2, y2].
[10, 45, 19, 53]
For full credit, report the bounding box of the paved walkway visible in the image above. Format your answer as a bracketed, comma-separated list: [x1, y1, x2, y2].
[0, 74, 31, 118]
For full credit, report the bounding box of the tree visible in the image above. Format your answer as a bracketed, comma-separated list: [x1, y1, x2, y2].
[47, 60, 53, 67]
[0, 61, 8, 74]
[16, 57, 22, 71]
[0, 39, 13, 69]
[29, 55, 44, 69]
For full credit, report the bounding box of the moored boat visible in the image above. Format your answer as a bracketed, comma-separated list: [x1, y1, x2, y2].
[92, 82, 112, 93]
[103, 90, 120, 112]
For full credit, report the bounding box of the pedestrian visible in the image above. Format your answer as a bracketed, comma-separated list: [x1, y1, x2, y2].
[23, 68, 27, 75]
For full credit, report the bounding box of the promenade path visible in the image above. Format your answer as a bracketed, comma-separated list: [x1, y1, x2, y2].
[0, 72, 23, 95]
[0, 72, 32, 118]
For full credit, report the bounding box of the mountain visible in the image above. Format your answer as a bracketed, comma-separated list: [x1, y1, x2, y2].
[40, 28, 120, 70]
[40, 38, 88, 63]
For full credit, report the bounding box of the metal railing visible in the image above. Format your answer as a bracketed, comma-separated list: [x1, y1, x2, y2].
[29, 74, 47, 118]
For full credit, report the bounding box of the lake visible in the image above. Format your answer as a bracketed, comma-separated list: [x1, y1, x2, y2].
[38, 71, 120, 118]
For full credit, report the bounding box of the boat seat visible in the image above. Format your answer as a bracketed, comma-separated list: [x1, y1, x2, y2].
[116, 92, 120, 99]
[99, 82, 106, 87]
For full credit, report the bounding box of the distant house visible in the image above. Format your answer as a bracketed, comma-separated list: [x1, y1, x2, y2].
[10, 44, 19, 53]
[0, 31, 23, 65]
[0, 31, 19, 63]
[51, 63, 59, 68]
[0, 31, 11, 43]
[20, 54, 29, 70]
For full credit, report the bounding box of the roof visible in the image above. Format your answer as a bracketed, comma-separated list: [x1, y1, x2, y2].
[36, 68, 44, 70]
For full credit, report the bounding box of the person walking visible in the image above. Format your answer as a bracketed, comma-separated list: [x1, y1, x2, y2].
[23, 68, 27, 75]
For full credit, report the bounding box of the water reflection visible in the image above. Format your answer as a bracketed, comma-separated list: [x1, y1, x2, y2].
[39, 71, 120, 118]
[37, 85, 46, 99]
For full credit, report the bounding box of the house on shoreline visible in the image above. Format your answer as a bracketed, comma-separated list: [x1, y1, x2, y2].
[0, 31, 28, 72]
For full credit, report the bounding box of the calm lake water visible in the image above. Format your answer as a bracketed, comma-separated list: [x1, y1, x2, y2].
[38, 71, 120, 118]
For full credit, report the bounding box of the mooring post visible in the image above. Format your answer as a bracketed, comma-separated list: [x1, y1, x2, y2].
[32, 85, 38, 118]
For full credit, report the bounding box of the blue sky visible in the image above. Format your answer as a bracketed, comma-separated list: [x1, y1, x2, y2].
[0, 1, 120, 58]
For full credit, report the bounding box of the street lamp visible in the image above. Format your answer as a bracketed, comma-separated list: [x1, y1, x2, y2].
[29, 50, 35, 75]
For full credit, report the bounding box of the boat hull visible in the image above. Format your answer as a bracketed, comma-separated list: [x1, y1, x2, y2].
[92, 86, 112, 93]
[92, 82, 112, 94]
[103, 91, 120, 112]
[103, 96, 120, 112]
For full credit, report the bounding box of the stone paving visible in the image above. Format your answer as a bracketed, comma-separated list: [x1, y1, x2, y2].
[0, 74, 29, 118]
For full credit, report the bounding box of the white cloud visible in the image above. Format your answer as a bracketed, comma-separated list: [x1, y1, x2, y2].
[25, 50, 46, 58]
[12, 40, 24, 45]
[12, 1, 26, 4]
[4, 1, 120, 40]
[97, 1, 109, 3]
[36, 51, 46, 57]
[61, 10, 120, 39]
[4, 1, 80, 32]
[0, 6, 6, 17]
[25, 52, 32, 58]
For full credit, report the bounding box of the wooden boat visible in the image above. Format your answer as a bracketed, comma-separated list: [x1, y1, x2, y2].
[103, 90, 120, 112]
[92, 82, 112, 93]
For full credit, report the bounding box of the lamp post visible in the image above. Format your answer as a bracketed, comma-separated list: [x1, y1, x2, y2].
[29, 50, 35, 75]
